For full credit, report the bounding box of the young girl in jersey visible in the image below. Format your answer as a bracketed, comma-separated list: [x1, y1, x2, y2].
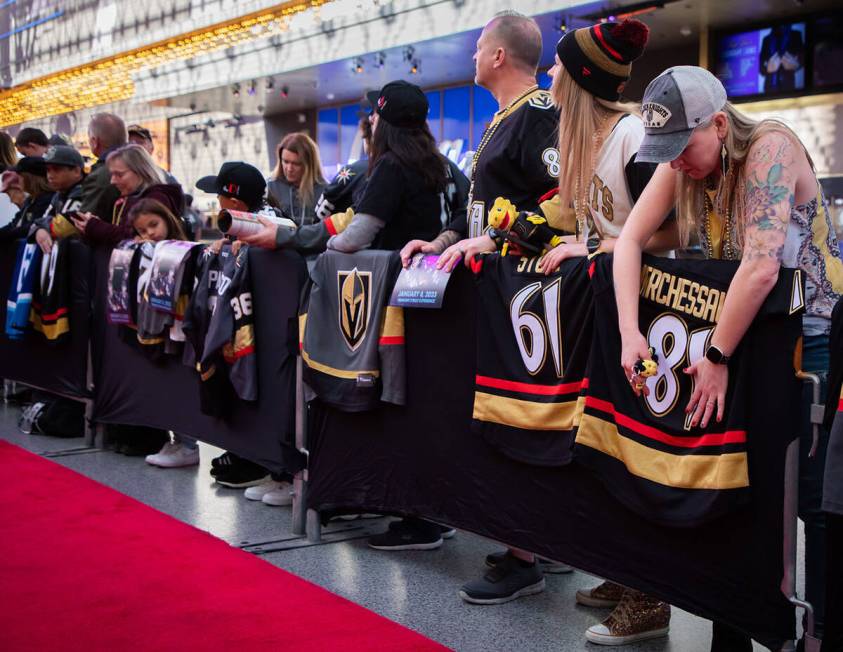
[129, 198, 199, 469]
[614, 65, 841, 652]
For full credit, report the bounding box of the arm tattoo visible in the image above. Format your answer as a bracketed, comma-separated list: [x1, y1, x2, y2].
[742, 135, 796, 262]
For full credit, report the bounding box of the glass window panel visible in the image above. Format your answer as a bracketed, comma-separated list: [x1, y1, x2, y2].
[317, 108, 339, 178]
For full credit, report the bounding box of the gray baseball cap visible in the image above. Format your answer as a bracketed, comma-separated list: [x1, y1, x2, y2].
[636, 66, 728, 163]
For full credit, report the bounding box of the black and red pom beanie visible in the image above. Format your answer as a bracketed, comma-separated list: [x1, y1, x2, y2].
[556, 19, 650, 101]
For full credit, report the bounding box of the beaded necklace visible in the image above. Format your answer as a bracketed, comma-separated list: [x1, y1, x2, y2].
[467, 85, 539, 209]
[702, 172, 738, 260]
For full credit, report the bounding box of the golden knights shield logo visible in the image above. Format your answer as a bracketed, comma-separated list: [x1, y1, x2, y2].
[337, 268, 371, 351]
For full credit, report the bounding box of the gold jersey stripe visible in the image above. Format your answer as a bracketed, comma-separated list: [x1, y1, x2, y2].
[233, 324, 254, 353]
[473, 392, 580, 431]
[298, 313, 307, 346]
[381, 306, 404, 339]
[29, 313, 70, 340]
[301, 348, 380, 380]
[576, 413, 749, 490]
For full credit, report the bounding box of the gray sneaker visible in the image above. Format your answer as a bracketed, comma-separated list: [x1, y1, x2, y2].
[486, 550, 573, 574]
[459, 552, 545, 604]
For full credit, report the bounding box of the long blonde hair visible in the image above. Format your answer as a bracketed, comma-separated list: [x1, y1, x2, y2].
[550, 65, 639, 227]
[674, 103, 812, 249]
[271, 132, 327, 207]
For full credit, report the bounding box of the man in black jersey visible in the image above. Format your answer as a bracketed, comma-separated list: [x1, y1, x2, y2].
[400, 10, 560, 273]
[403, 10, 565, 605]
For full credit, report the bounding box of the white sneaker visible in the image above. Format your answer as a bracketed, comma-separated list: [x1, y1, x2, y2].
[244, 480, 284, 501]
[262, 482, 294, 506]
[145, 442, 200, 468]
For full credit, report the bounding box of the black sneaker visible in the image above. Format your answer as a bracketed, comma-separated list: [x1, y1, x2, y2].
[459, 552, 545, 604]
[214, 457, 271, 488]
[368, 519, 443, 551]
[485, 550, 573, 574]
[439, 525, 457, 539]
[210, 451, 237, 477]
[387, 520, 456, 540]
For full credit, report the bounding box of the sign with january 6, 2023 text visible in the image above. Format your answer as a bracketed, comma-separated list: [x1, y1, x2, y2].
[389, 254, 454, 309]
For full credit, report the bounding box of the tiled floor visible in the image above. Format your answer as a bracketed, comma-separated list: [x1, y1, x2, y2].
[1, 402, 785, 651]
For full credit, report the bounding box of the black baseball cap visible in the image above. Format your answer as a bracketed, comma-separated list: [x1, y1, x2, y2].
[373, 81, 428, 129]
[43, 145, 84, 169]
[127, 124, 153, 141]
[196, 161, 266, 208]
[11, 156, 47, 177]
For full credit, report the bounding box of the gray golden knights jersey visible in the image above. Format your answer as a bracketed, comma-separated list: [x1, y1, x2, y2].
[300, 250, 405, 412]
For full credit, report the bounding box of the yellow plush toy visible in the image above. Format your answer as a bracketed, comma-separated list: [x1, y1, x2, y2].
[487, 197, 563, 257]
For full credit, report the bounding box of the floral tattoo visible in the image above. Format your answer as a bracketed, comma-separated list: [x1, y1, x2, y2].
[743, 134, 796, 262]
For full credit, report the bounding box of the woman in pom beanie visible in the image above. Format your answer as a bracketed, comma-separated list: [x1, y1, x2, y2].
[544, 19, 678, 646]
[541, 18, 677, 274]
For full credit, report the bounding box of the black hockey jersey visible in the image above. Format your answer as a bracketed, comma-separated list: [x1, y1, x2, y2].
[471, 253, 593, 466]
[183, 245, 257, 416]
[300, 249, 405, 412]
[36, 182, 84, 239]
[449, 87, 560, 238]
[315, 159, 369, 221]
[575, 254, 806, 526]
[29, 238, 71, 343]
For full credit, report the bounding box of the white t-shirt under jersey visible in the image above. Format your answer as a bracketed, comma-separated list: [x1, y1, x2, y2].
[584, 114, 653, 241]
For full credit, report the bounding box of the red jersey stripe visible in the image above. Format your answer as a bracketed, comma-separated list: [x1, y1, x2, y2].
[585, 396, 747, 448]
[476, 375, 584, 396]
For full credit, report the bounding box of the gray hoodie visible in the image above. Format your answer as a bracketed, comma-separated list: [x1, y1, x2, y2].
[266, 176, 327, 227]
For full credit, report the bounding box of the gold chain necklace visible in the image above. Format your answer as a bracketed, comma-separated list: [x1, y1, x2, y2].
[702, 174, 737, 260]
[574, 108, 611, 241]
[467, 85, 539, 208]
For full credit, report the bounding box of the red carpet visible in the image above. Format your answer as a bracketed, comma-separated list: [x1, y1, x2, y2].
[0, 441, 448, 651]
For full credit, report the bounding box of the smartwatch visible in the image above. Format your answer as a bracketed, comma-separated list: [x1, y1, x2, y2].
[586, 236, 601, 256]
[704, 345, 730, 365]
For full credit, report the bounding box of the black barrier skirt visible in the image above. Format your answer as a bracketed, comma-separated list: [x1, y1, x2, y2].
[0, 240, 91, 399]
[91, 246, 306, 474]
[307, 266, 797, 649]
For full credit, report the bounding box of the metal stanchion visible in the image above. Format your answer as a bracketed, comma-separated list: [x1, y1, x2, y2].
[781, 372, 822, 652]
[291, 355, 309, 536]
[84, 341, 99, 448]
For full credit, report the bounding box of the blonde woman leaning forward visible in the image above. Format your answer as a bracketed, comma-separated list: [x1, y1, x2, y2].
[614, 65, 841, 651]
